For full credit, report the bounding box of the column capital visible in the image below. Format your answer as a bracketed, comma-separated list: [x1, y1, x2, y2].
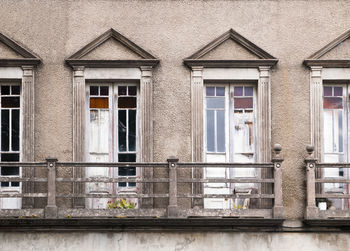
[140, 66, 153, 77]
[22, 66, 34, 77]
[73, 66, 85, 77]
[259, 66, 271, 77]
[191, 66, 203, 77]
[311, 66, 322, 78]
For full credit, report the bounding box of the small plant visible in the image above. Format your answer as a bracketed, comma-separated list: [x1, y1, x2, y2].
[107, 198, 137, 209]
[232, 203, 244, 210]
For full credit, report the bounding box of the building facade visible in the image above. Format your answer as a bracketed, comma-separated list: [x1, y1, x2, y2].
[1, 0, 350, 250]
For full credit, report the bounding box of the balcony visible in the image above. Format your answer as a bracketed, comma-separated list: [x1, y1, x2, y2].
[305, 146, 350, 227]
[0, 145, 284, 230]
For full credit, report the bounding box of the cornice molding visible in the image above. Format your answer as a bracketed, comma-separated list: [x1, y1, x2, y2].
[0, 32, 41, 66]
[304, 29, 350, 68]
[66, 28, 159, 68]
[184, 29, 277, 68]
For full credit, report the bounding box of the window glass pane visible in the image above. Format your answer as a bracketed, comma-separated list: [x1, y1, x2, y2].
[128, 86, 137, 96]
[338, 110, 343, 153]
[118, 110, 126, 151]
[334, 87, 343, 96]
[1, 182, 9, 187]
[118, 97, 137, 108]
[99, 110, 109, 153]
[324, 86, 332, 96]
[324, 97, 343, 109]
[1, 167, 19, 175]
[100, 86, 109, 96]
[118, 154, 136, 187]
[1, 153, 19, 176]
[1, 86, 9, 95]
[90, 86, 98, 96]
[206, 87, 215, 96]
[118, 86, 127, 96]
[89, 110, 99, 153]
[90, 97, 109, 109]
[216, 87, 225, 96]
[207, 98, 225, 109]
[128, 110, 136, 151]
[11, 109, 19, 151]
[206, 110, 215, 152]
[234, 98, 253, 109]
[245, 87, 253, 96]
[217, 110, 225, 152]
[234, 86, 243, 96]
[2, 97, 20, 108]
[1, 110, 9, 151]
[323, 110, 333, 153]
[11, 86, 20, 95]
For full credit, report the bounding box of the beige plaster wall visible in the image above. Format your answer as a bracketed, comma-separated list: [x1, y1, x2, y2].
[1, 0, 350, 218]
[1, 232, 350, 251]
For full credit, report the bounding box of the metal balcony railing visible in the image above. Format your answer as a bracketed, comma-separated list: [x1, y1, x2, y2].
[0, 145, 284, 219]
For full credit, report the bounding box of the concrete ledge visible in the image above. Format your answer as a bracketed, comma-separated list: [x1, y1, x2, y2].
[0, 218, 284, 232]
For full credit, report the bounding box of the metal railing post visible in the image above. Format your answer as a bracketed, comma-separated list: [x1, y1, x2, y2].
[305, 145, 318, 219]
[45, 157, 58, 218]
[272, 144, 285, 219]
[167, 156, 179, 217]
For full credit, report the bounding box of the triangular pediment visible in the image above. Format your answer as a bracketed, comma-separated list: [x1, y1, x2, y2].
[304, 29, 350, 67]
[199, 38, 260, 60]
[0, 32, 41, 66]
[66, 29, 159, 68]
[184, 29, 277, 68]
[80, 38, 143, 60]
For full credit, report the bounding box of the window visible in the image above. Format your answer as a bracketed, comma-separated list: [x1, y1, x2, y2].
[0, 83, 21, 209]
[204, 84, 257, 209]
[86, 83, 139, 208]
[322, 84, 350, 209]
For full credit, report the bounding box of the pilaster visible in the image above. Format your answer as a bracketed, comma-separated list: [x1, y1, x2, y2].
[191, 66, 204, 207]
[310, 66, 323, 161]
[258, 66, 271, 162]
[72, 66, 85, 208]
[21, 66, 35, 208]
[140, 66, 154, 208]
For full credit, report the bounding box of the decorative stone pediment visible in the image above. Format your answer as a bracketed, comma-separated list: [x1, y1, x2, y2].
[0, 32, 41, 66]
[66, 28, 159, 68]
[184, 29, 278, 68]
[304, 29, 350, 67]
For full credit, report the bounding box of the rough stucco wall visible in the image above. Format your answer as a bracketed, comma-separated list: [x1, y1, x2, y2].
[1, 232, 350, 251]
[1, 0, 350, 218]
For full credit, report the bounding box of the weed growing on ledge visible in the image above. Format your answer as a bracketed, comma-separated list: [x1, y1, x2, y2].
[107, 199, 136, 209]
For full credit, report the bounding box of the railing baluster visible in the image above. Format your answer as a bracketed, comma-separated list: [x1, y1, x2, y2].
[167, 157, 179, 217]
[45, 158, 58, 218]
[272, 144, 285, 218]
[305, 145, 318, 219]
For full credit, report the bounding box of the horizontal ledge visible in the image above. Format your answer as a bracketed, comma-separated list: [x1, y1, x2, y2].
[0, 58, 41, 67]
[316, 163, 350, 168]
[56, 177, 169, 183]
[304, 59, 350, 67]
[0, 218, 284, 231]
[178, 178, 274, 183]
[56, 162, 167, 167]
[0, 162, 46, 167]
[316, 178, 350, 183]
[178, 163, 274, 168]
[316, 194, 350, 199]
[183, 59, 278, 68]
[65, 59, 159, 68]
[177, 194, 274, 199]
[0, 193, 47, 198]
[56, 194, 169, 199]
